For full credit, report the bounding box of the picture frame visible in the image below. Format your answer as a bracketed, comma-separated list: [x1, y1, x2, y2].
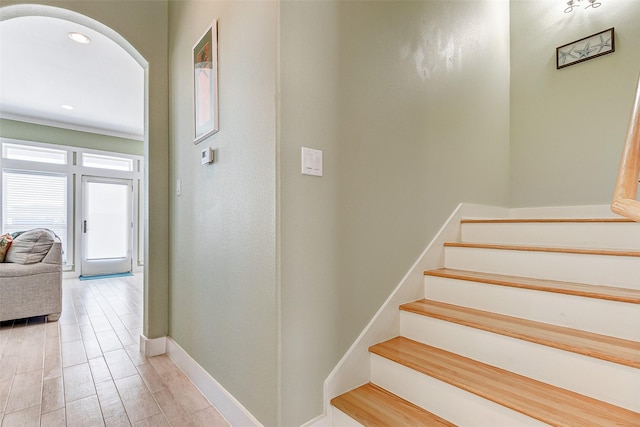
[556, 27, 615, 70]
[193, 20, 219, 144]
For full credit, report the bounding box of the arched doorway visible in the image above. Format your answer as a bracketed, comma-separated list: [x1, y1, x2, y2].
[0, 3, 153, 342]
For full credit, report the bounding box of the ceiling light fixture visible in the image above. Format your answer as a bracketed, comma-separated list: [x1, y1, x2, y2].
[68, 32, 91, 44]
[564, 0, 602, 13]
[61, 104, 75, 111]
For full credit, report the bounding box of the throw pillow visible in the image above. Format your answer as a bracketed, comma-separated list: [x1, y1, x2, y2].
[5, 228, 55, 264]
[10, 231, 25, 239]
[0, 233, 12, 262]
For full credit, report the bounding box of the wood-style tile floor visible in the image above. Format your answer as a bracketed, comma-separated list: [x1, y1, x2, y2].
[0, 275, 229, 426]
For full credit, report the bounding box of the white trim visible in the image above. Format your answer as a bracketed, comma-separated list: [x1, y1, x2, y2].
[321, 203, 509, 418]
[507, 204, 616, 219]
[300, 414, 330, 427]
[165, 337, 263, 427]
[139, 334, 166, 357]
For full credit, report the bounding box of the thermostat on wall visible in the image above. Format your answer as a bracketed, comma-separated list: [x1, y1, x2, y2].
[201, 147, 214, 165]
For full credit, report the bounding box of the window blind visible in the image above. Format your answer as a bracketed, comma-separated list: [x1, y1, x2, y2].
[2, 169, 68, 262]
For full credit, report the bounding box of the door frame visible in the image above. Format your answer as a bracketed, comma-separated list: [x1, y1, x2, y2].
[73, 148, 144, 278]
[80, 175, 134, 277]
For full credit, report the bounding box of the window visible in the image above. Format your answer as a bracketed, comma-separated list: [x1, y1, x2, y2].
[2, 170, 68, 262]
[0, 139, 143, 272]
[2, 143, 67, 164]
[81, 153, 134, 171]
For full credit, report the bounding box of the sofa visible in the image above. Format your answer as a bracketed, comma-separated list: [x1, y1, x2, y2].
[0, 229, 63, 322]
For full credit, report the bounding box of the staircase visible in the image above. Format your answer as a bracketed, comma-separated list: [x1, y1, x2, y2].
[330, 217, 640, 426]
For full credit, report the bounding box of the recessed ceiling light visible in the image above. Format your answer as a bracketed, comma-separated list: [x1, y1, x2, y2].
[61, 104, 75, 111]
[68, 32, 91, 44]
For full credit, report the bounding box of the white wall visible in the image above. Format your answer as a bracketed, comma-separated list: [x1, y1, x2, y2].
[510, 0, 640, 207]
[279, 1, 510, 425]
[168, 2, 278, 425]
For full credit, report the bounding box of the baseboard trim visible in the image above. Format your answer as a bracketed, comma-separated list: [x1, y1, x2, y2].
[300, 413, 330, 427]
[166, 337, 263, 427]
[139, 334, 166, 357]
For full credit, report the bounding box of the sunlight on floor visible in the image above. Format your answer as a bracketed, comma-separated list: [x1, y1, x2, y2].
[0, 274, 228, 426]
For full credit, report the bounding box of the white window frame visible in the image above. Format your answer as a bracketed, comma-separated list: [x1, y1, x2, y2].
[0, 138, 144, 275]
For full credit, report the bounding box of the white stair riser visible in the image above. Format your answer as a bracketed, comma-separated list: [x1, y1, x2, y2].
[424, 276, 640, 341]
[400, 313, 640, 412]
[461, 222, 640, 250]
[370, 354, 549, 427]
[331, 407, 363, 427]
[444, 247, 640, 289]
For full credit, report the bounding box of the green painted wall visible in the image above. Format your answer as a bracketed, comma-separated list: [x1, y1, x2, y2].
[168, 1, 509, 425]
[0, 0, 170, 340]
[14, 1, 636, 425]
[279, 1, 510, 424]
[168, 1, 278, 425]
[510, 0, 640, 207]
[0, 118, 143, 155]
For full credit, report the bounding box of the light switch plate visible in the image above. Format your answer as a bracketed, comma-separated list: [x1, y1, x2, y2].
[301, 147, 322, 176]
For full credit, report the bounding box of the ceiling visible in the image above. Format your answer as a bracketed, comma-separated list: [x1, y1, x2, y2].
[0, 15, 144, 140]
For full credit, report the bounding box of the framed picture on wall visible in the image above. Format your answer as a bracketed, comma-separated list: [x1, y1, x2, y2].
[193, 20, 219, 144]
[556, 27, 615, 70]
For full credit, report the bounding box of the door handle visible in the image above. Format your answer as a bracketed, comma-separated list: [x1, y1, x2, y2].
[83, 220, 87, 233]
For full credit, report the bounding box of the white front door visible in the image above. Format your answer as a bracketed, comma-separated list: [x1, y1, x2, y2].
[81, 176, 133, 277]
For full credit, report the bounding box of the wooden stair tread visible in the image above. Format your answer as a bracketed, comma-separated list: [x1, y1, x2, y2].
[400, 299, 640, 368]
[461, 218, 634, 224]
[331, 383, 455, 426]
[370, 337, 640, 426]
[424, 268, 640, 304]
[444, 241, 640, 257]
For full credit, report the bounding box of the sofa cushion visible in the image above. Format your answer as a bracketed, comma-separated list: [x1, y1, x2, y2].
[5, 229, 56, 264]
[0, 234, 12, 262]
[0, 261, 60, 278]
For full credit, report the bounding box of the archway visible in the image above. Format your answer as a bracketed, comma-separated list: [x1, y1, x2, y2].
[0, 4, 154, 345]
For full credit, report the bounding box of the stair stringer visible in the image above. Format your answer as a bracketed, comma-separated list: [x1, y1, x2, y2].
[304, 204, 510, 427]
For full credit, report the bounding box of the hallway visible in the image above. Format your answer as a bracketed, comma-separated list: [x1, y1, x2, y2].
[0, 275, 228, 426]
